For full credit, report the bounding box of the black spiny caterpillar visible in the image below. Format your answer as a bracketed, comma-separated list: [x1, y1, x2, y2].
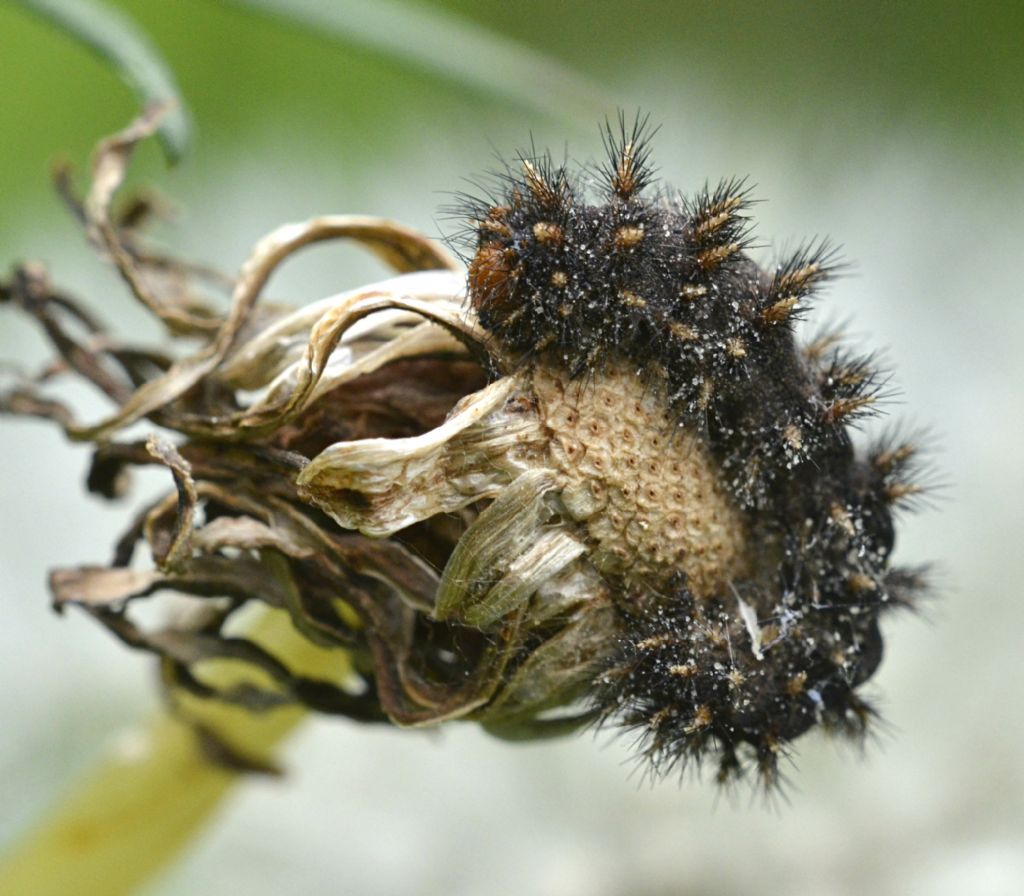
[458, 117, 930, 786]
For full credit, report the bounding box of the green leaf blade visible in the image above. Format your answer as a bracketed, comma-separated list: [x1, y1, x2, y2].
[13, 0, 191, 163]
[223, 0, 610, 121]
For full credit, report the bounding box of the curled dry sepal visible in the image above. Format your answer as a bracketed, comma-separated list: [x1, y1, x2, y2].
[1, 110, 932, 788]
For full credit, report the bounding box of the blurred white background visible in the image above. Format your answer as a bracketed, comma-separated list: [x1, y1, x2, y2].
[2, 3, 1022, 894]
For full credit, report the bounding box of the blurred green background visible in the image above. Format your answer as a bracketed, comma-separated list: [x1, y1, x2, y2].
[2, 2, 1022, 894]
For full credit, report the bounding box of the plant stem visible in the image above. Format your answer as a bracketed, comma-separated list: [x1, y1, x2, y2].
[0, 605, 351, 895]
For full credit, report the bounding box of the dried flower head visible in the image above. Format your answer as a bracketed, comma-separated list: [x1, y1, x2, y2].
[2, 110, 930, 789]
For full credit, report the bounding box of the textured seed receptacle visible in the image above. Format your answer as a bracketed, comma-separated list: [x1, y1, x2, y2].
[531, 361, 750, 598]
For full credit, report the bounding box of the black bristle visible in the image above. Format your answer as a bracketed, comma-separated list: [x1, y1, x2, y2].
[683, 177, 754, 251]
[598, 111, 659, 202]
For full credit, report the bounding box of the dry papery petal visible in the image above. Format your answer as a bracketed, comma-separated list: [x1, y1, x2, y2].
[2, 110, 618, 759]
